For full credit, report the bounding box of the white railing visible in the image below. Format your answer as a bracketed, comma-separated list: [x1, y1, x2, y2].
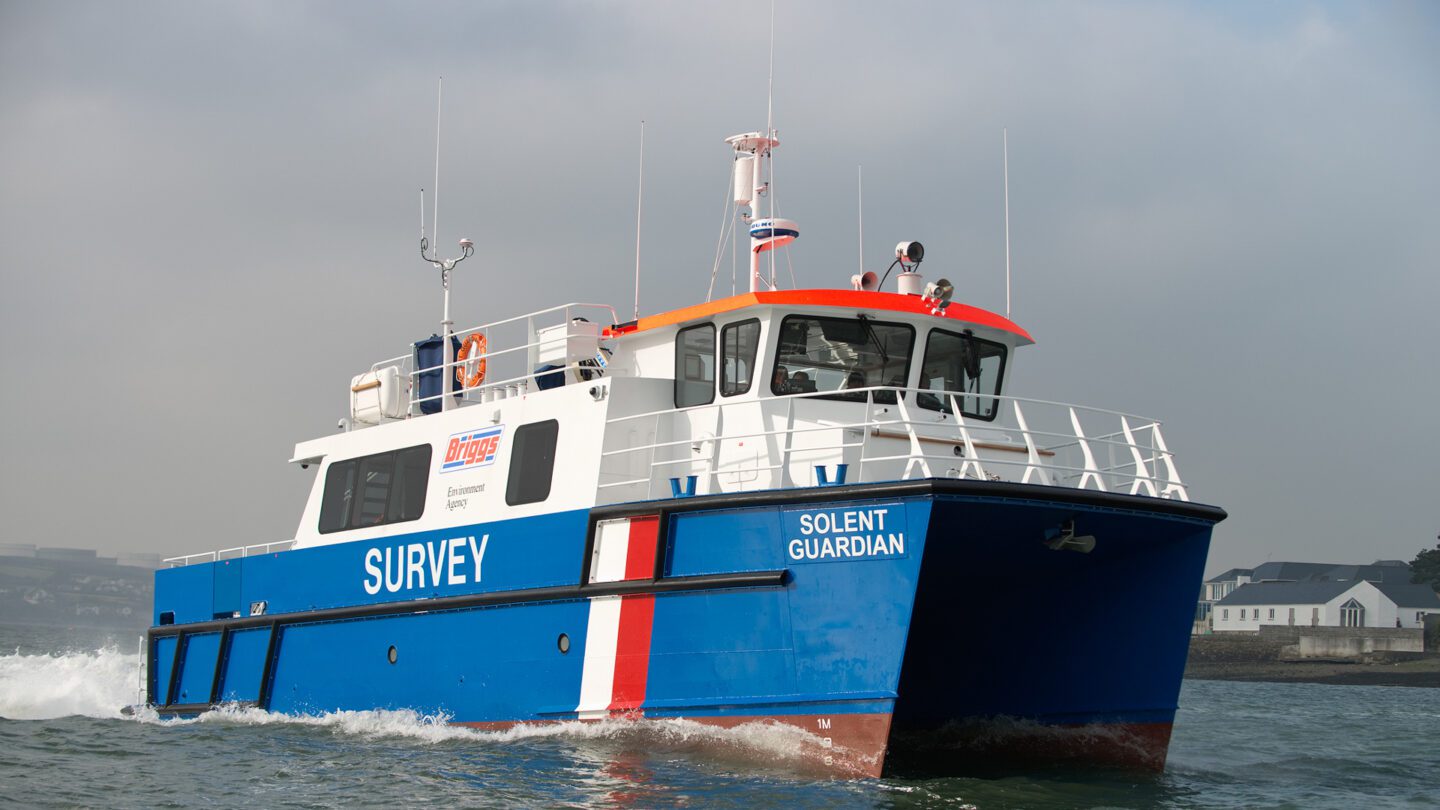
[353, 302, 618, 427]
[596, 386, 1189, 503]
[163, 539, 296, 568]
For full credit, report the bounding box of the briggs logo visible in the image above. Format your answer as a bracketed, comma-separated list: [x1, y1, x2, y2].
[441, 426, 504, 472]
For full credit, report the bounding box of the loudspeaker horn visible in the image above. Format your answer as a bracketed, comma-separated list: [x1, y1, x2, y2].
[851, 271, 878, 291]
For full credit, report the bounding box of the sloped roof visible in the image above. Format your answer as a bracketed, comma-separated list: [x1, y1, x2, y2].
[1210, 560, 1424, 591]
[1249, 561, 1345, 582]
[1217, 580, 1440, 609]
[1373, 581, 1440, 609]
[1326, 564, 1414, 584]
[1217, 581, 1355, 606]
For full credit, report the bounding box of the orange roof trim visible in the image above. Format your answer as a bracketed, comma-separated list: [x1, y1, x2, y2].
[606, 289, 1034, 344]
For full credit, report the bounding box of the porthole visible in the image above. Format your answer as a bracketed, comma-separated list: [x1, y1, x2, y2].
[387, 645, 398, 664]
[557, 633, 570, 654]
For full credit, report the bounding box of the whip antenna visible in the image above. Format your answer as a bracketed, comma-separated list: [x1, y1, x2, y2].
[1004, 127, 1012, 319]
[634, 120, 645, 320]
[766, 0, 777, 289]
[433, 77, 443, 255]
[857, 165, 864, 278]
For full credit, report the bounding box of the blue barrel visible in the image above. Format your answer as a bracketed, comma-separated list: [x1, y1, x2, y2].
[414, 334, 461, 414]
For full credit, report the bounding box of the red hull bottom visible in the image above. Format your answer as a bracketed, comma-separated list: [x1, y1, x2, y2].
[887, 719, 1174, 774]
[454, 714, 1173, 778]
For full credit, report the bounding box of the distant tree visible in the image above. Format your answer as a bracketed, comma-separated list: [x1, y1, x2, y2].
[1411, 537, 1440, 592]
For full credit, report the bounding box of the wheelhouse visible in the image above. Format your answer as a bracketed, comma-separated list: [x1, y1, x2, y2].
[642, 290, 1026, 422]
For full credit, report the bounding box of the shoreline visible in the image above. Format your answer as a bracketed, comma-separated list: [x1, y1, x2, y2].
[1184, 658, 1440, 688]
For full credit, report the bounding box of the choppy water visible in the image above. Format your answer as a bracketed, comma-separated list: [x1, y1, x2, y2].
[2, 623, 1436, 809]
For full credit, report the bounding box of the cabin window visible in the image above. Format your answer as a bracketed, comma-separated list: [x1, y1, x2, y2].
[389, 444, 431, 520]
[916, 328, 1008, 421]
[506, 420, 559, 506]
[318, 444, 432, 534]
[352, 454, 393, 526]
[771, 315, 914, 403]
[720, 319, 761, 397]
[675, 323, 716, 408]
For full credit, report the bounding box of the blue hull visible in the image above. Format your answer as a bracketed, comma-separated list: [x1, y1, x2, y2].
[147, 480, 1222, 776]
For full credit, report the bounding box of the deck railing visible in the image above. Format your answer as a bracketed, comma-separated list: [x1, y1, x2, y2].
[596, 386, 1188, 503]
[162, 539, 296, 568]
[350, 302, 617, 427]
[165, 387, 1189, 568]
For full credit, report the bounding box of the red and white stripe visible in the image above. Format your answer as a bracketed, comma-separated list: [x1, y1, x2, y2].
[575, 515, 658, 719]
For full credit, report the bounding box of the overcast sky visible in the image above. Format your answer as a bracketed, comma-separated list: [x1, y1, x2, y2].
[1, 1, 1436, 575]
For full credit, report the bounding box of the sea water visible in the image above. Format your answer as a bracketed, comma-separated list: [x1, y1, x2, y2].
[2, 623, 1436, 809]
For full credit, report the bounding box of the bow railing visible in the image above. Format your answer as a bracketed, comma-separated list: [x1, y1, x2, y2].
[595, 386, 1188, 504]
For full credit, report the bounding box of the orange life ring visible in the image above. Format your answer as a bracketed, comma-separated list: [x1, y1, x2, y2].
[455, 333, 487, 388]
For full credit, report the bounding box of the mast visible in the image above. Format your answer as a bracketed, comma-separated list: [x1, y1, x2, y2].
[725, 132, 796, 293]
[419, 78, 473, 413]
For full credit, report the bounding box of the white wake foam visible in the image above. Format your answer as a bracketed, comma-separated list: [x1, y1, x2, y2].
[149, 705, 835, 770]
[0, 646, 142, 720]
[0, 647, 834, 771]
[189, 705, 814, 754]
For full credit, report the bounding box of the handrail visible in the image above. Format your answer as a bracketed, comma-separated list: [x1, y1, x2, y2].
[596, 385, 1189, 503]
[350, 302, 618, 425]
[164, 539, 296, 568]
[450, 302, 619, 338]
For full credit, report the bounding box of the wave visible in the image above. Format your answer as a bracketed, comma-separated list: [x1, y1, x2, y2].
[0, 644, 829, 768]
[0, 646, 142, 720]
[158, 705, 833, 767]
[1, 645, 838, 772]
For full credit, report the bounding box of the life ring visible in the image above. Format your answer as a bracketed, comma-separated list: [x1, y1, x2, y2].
[455, 333, 487, 388]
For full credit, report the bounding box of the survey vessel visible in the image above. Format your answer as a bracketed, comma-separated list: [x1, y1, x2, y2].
[144, 119, 1224, 777]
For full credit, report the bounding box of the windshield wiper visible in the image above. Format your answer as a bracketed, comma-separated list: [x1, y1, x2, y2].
[857, 314, 889, 366]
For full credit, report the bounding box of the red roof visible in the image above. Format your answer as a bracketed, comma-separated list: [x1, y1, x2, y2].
[607, 289, 1034, 344]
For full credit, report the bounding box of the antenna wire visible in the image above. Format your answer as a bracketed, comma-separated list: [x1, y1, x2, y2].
[433, 77, 443, 256]
[633, 120, 645, 319]
[1004, 127, 1012, 320]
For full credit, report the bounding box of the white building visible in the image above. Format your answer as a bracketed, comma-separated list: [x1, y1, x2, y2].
[1196, 567, 1253, 630]
[1213, 575, 1440, 632]
[1203, 567, 1253, 603]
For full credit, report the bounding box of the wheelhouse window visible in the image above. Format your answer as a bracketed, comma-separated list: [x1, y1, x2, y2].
[675, 323, 716, 408]
[319, 444, 432, 534]
[720, 319, 760, 397]
[771, 315, 914, 403]
[916, 328, 1008, 421]
[506, 419, 559, 506]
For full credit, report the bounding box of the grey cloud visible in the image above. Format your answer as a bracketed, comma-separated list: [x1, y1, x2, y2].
[1, 1, 1436, 573]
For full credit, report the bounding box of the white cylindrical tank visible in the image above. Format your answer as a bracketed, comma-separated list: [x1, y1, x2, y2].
[732, 155, 757, 205]
[896, 271, 925, 296]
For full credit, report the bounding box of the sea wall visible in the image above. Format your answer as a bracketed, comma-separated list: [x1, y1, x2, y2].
[1191, 626, 1427, 661]
[1188, 632, 1289, 663]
